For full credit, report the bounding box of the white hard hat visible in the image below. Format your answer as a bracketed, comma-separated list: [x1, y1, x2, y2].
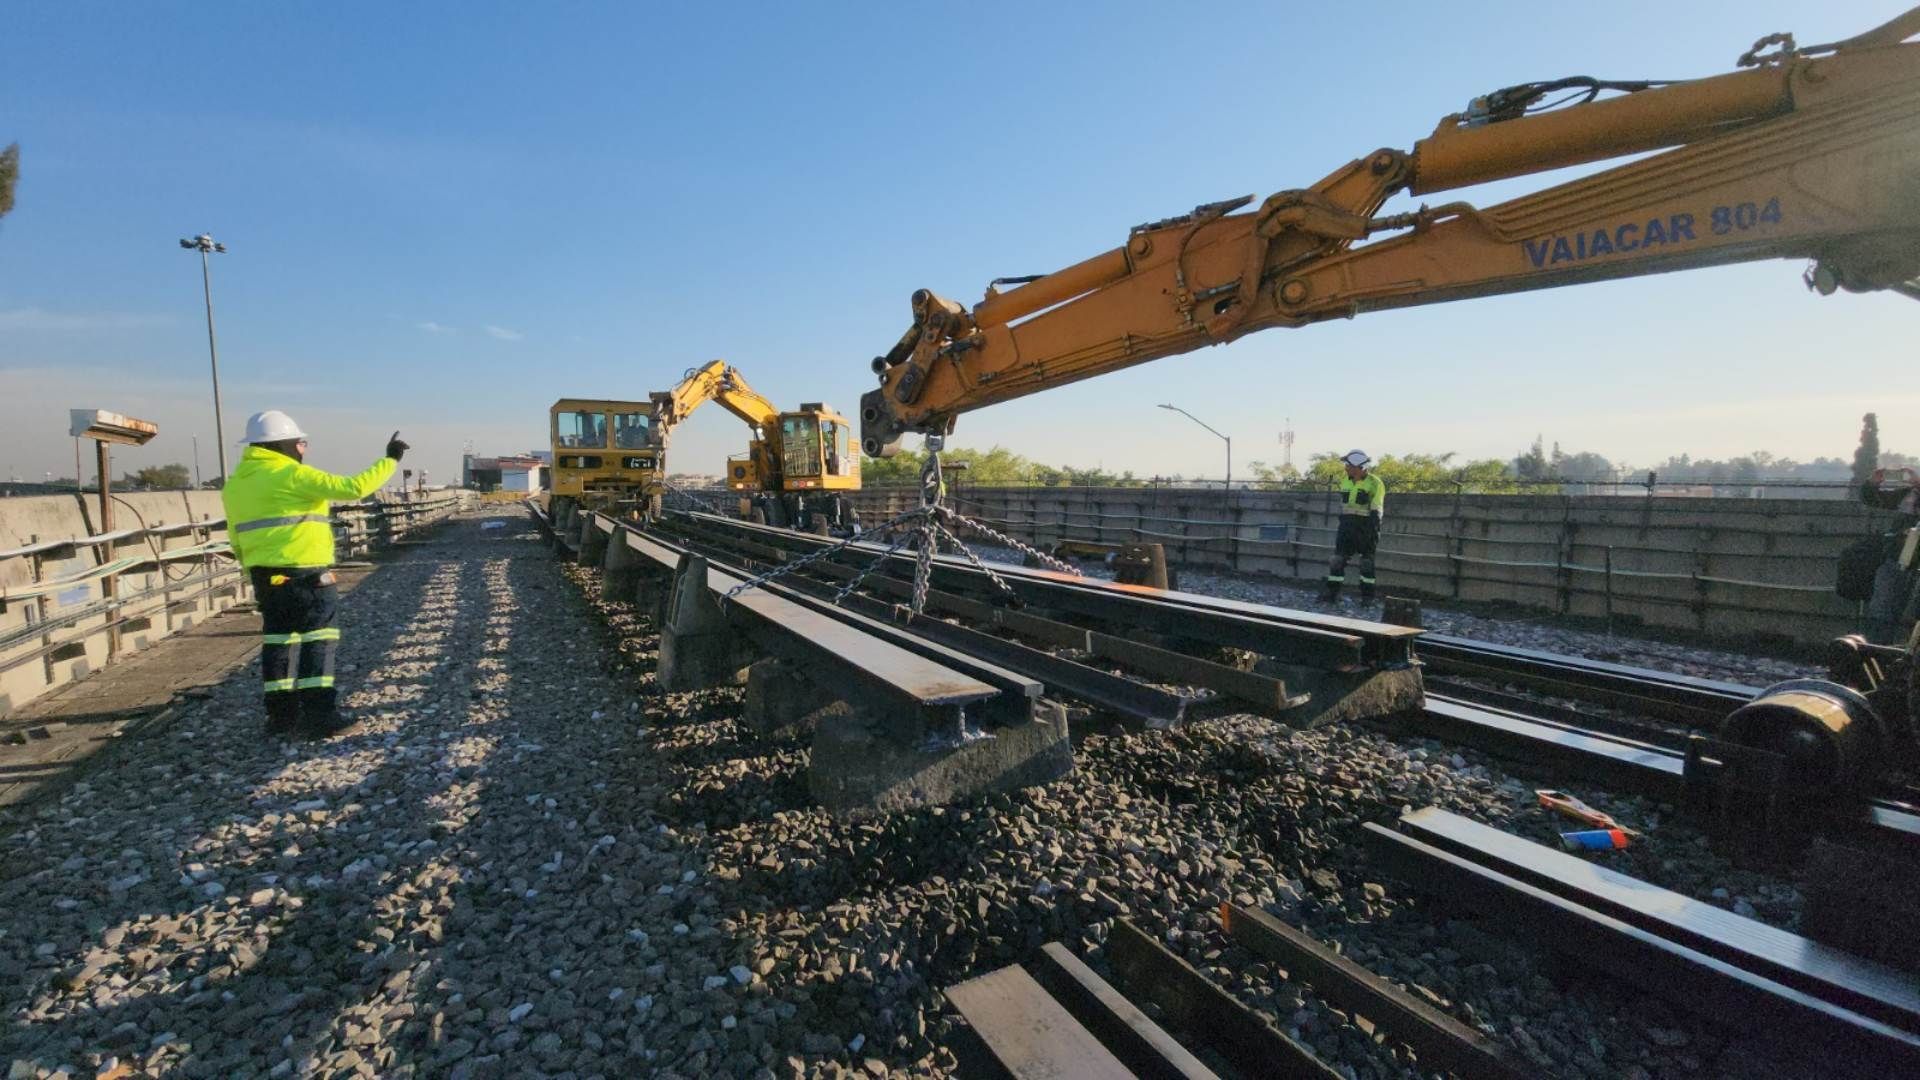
[1342, 449, 1371, 467]
[241, 410, 307, 444]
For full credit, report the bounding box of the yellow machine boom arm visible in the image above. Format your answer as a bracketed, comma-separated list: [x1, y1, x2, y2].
[860, 9, 1920, 456]
[653, 360, 780, 440]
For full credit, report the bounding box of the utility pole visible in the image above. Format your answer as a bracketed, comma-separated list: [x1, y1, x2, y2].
[1158, 403, 1232, 502]
[179, 233, 230, 482]
[192, 435, 202, 489]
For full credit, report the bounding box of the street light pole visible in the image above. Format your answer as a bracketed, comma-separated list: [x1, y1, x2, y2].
[1157, 403, 1232, 501]
[179, 233, 230, 482]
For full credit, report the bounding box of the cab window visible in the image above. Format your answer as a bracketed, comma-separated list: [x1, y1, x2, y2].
[612, 412, 652, 449]
[781, 415, 820, 476]
[822, 420, 846, 476]
[556, 410, 607, 449]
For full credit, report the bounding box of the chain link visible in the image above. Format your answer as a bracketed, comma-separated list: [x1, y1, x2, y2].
[930, 518, 1021, 603]
[721, 506, 928, 603]
[832, 517, 927, 606]
[659, 480, 729, 516]
[911, 519, 936, 615]
[713, 483, 1079, 620]
[935, 505, 1082, 577]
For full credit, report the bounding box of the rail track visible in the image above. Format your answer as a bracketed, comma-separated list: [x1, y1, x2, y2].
[533, 503, 1920, 1076]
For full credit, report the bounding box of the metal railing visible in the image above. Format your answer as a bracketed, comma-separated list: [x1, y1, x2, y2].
[0, 492, 471, 711]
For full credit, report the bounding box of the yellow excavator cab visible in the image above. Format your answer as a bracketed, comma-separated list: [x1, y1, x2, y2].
[728, 406, 860, 494]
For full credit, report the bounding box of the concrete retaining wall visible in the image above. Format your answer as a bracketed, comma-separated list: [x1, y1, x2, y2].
[848, 486, 1897, 646]
[1, 489, 475, 717]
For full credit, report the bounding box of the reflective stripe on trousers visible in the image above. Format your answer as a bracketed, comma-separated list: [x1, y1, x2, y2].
[253, 567, 341, 723]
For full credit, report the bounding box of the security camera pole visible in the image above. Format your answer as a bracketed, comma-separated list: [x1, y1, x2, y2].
[179, 233, 230, 482]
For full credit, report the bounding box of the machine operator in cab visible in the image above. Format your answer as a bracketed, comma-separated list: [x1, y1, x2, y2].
[1861, 466, 1920, 645]
[1322, 450, 1385, 605]
[221, 411, 409, 738]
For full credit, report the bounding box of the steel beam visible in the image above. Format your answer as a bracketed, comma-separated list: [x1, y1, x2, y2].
[615, 525, 1006, 726]
[1363, 823, 1920, 1075]
[1104, 918, 1343, 1080]
[1396, 807, 1920, 1034]
[665, 512, 1391, 670]
[1219, 903, 1530, 1080]
[1417, 634, 1754, 725]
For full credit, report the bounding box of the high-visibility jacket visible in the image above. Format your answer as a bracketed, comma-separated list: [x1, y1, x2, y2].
[1338, 473, 1386, 518]
[222, 446, 396, 568]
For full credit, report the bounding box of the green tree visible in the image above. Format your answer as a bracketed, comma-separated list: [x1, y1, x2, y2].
[1511, 435, 1550, 481]
[942, 445, 1038, 485]
[130, 463, 192, 489]
[860, 448, 926, 487]
[1307, 450, 1523, 492]
[860, 444, 1041, 487]
[0, 143, 16, 220]
[1245, 460, 1301, 489]
[1853, 412, 1881, 485]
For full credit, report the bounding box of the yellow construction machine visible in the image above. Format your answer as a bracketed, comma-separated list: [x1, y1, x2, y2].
[548, 361, 861, 532]
[547, 397, 662, 521]
[854, 10, 1920, 795]
[707, 387, 862, 534]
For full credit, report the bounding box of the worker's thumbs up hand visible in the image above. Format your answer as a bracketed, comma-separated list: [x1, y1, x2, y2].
[386, 431, 410, 462]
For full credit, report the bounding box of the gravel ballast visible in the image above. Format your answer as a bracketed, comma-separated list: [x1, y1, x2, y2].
[0, 513, 1819, 1078]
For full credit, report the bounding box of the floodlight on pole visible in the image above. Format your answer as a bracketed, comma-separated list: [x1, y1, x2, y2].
[1157, 403, 1232, 501]
[179, 232, 230, 483]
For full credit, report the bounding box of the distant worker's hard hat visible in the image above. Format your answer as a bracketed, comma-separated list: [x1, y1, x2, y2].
[1342, 449, 1372, 468]
[241, 410, 307, 444]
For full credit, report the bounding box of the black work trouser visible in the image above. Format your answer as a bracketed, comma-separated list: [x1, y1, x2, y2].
[1865, 556, 1919, 645]
[251, 567, 340, 724]
[1327, 514, 1380, 595]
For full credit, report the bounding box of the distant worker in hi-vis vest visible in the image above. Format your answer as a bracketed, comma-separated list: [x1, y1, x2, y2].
[221, 411, 409, 737]
[1322, 449, 1385, 604]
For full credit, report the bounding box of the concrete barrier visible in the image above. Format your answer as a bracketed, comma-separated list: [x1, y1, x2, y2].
[0, 489, 475, 717]
[847, 486, 1895, 647]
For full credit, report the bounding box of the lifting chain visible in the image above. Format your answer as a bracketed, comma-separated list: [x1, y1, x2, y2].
[722, 505, 928, 603]
[659, 480, 728, 516]
[929, 516, 1020, 604]
[936, 506, 1081, 577]
[832, 514, 933, 606]
[720, 443, 1081, 620]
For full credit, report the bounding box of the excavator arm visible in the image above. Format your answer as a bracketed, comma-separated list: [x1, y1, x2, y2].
[652, 359, 781, 440]
[860, 8, 1920, 456]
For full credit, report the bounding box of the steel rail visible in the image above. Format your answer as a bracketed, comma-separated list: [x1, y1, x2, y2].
[642, 516, 1194, 727]
[1412, 695, 1920, 853]
[595, 516, 1020, 727]
[1417, 634, 1757, 725]
[663, 511, 1412, 670]
[1364, 824, 1920, 1075]
[1398, 807, 1920, 1033]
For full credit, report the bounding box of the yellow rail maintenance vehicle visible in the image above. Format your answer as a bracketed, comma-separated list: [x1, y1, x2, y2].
[725, 401, 862, 533]
[547, 398, 660, 521]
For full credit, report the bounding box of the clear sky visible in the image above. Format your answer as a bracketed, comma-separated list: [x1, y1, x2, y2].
[3, 1, 1913, 487]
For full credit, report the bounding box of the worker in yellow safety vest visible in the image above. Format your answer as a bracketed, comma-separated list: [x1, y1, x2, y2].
[221, 411, 408, 737]
[1322, 449, 1385, 604]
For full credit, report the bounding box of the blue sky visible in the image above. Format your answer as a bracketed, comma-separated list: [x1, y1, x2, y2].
[2, 1, 1913, 486]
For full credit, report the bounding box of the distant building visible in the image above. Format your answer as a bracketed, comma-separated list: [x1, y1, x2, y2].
[463, 452, 547, 494]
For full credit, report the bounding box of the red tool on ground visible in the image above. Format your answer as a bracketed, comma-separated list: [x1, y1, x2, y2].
[1536, 790, 1639, 836]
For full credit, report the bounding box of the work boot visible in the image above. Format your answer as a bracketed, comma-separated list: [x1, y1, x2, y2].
[265, 700, 303, 738]
[1320, 582, 1343, 603]
[1360, 586, 1377, 604]
[301, 707, 360, 740]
